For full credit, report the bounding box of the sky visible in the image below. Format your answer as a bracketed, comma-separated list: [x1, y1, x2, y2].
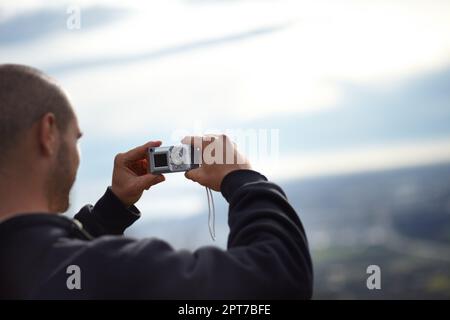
[1, 0, 450, 221]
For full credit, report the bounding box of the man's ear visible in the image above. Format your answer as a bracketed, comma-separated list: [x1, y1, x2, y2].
[38, 113, 59, 157]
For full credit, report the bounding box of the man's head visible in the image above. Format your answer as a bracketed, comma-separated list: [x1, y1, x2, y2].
[0, 64, 82, 213]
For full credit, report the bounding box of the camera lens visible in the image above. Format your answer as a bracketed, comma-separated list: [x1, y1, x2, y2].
[171, 146, 186, 165]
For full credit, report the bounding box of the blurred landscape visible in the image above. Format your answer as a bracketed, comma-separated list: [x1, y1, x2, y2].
[127, 162, 450, 299]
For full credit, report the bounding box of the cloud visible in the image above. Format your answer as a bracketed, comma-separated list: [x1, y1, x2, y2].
[2, 1, 449, 134]
[31, 0, 449, 138]
[0, 5, 128, 45]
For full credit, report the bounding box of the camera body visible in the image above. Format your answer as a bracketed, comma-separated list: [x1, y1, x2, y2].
[148, 145, 200, 174]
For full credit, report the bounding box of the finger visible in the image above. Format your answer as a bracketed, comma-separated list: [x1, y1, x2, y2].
[137, 173, 165, 190]
[181, 135, 203, 146]
[136, 158, 149, 175]
[182, 136, 216, 160]
[204, 133, 219, 140]
[145, 174, 165, 190]
[184, 168, 197, 179]
[141, 158, 149, 172]
[185, 168, 204, 182]
[129, 159, 148, 176]
[181, 135, 217, 147]
[123, 140, 162, 162]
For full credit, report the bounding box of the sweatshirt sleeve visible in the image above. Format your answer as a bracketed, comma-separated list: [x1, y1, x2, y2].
[37, 170, 313, 299]
[73, 187, 141, 237]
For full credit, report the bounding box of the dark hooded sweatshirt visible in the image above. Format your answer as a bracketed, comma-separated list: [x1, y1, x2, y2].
[0, 170, 313, 299]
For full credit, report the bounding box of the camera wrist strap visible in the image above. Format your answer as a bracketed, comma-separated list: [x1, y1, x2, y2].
[205, 187, 216, 241]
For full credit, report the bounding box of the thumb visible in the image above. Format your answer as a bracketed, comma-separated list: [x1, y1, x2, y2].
[137, 174, 165, 190]
[185, 168, 201, 181]
[185, 168, 207, 184]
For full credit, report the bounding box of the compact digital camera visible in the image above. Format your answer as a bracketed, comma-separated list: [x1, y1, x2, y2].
[148, 145, 201, 174]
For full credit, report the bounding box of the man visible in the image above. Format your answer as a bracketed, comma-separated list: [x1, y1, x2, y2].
[0, 64, 313, 299]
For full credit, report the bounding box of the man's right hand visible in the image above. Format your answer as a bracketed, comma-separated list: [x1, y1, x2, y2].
[181, 134, 251, 191]
[111, 141, 165, 207]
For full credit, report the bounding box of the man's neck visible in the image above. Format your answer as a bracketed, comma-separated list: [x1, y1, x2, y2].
[0, 178, 50, 222]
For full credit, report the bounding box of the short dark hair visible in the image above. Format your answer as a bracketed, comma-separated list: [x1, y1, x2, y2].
[0, 64, 74, 165]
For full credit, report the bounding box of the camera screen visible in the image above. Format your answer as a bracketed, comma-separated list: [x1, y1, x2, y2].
[154, 153, 168, 167]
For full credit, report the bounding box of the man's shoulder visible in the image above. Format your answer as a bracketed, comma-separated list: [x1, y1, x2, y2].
[0, 213, 76, 243]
